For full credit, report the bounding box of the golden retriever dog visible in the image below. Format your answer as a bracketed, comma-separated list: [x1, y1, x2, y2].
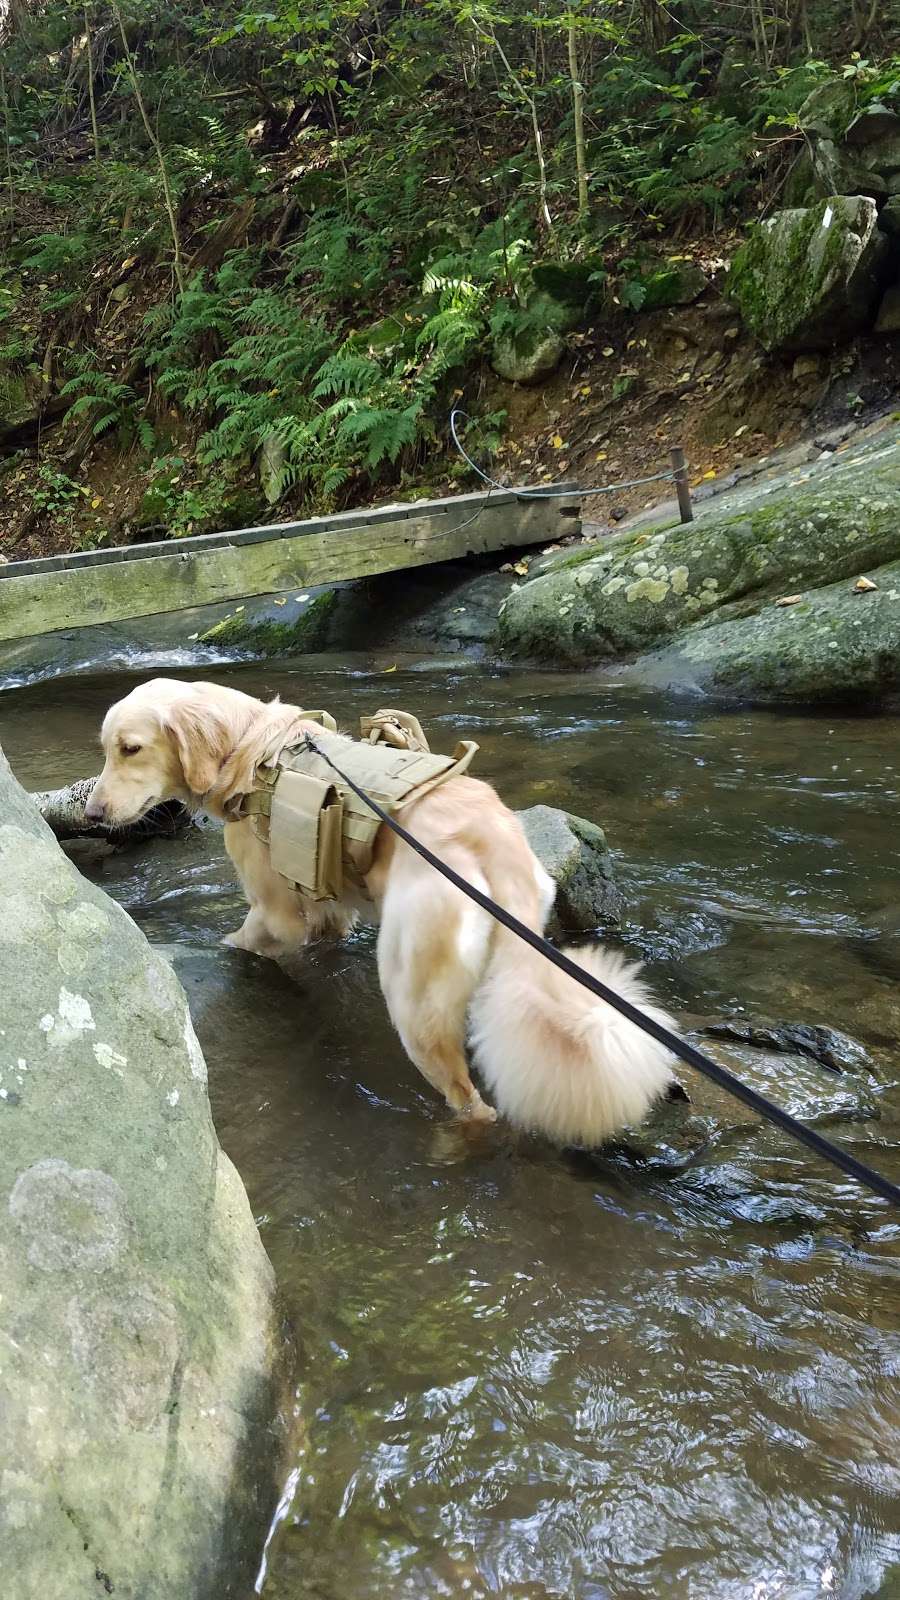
[86, 677, 676, 1144]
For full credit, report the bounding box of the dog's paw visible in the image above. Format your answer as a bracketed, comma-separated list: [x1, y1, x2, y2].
[457, 1091, 497, 1124]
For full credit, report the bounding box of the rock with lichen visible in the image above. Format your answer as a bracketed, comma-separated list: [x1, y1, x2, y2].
[496, 426, 900, 702]
[0, 746, 288, 1600]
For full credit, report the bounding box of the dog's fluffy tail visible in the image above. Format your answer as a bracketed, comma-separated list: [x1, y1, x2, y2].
[469, 929, 677, 1149]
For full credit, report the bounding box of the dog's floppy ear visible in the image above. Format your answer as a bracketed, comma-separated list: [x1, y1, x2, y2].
[163, 698, 234, 796]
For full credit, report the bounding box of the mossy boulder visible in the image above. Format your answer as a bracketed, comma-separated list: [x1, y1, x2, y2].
[197, 588, 338, 655]
[797, 79, 858, 140]
[490, 290, 581, 384]
[624, 255, 709, 310]
[517, 805, 624, 934]
[727, 195, 888, 352]
[499, 482, 900, 664]
[497, 430, 900, 687]
[531, 256, 606, 309]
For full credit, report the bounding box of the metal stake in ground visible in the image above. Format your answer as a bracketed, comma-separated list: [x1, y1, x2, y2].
[670, 446, 694, 524]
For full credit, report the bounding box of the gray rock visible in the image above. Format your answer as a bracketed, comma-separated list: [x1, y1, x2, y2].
[727, 195, 889, 352]
[627, 557, 900, 704]
[846, 104, 900, 146]
[875, 284, 900, 334]
[491, 326, 566, 385]
[700, 1017, 873, 1075]
[878, 196, 900, 236]
[497, 435, 900, 671]
[812, 139, 887, 198]
[0, 747, 287, 1600]
[797, 80, 857, 140]
[517, 804, 624, 933]
[491, 289, 580, 384]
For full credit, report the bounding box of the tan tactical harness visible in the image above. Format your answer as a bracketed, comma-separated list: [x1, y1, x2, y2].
[233, 709, 478, 901]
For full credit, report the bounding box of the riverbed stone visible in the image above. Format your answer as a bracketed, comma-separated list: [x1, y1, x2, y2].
[616, 1026, 879, 1172]
[517, 805, 624, 933]
[726, 195, 888, 352]
[0, 747, 287, 1600]
[197, 587, 338, 653]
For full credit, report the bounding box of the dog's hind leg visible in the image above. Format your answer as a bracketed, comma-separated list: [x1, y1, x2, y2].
[376, 847, 496, 1121]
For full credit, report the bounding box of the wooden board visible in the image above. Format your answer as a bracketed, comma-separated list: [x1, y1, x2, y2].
[0, 490, 579, 642]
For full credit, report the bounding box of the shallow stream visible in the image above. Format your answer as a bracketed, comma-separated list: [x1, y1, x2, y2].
[3, 655, 900, 1600]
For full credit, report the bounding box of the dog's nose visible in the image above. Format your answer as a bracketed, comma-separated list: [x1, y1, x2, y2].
[84, 793, 107, 824]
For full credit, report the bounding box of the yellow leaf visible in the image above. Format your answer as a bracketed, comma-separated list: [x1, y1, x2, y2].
[273, 598, 287, 607]
[580, 385, 592, 396]
[602, 346, 614, 357]
[702, 470, 716, 481]
[595, 452, 608, 463]
[91, 496, 102, 508]
[385, 664, 398, 673]
[513, 560, 529, 576]
[551, 434, 564, 449]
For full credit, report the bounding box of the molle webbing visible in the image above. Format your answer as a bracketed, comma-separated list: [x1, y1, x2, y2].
[240, 709, 477, 901]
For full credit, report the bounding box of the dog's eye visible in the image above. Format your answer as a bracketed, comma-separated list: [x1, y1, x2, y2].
[121, 743, 142, 757]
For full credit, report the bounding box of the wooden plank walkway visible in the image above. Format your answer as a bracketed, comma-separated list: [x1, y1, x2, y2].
[0, 487, 579, 643]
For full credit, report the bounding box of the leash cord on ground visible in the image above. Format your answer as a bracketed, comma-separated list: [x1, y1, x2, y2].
[304, 732, 900, 1209]
[450, 407, 675, 500]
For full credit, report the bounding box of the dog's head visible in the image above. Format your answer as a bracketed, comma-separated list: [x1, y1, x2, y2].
[85, 678, 254, 826]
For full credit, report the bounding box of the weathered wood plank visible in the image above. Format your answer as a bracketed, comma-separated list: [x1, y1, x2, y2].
[0, 491, 578, 642]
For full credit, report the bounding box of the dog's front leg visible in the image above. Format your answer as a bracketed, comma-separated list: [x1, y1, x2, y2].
[223, 818, 310, 955]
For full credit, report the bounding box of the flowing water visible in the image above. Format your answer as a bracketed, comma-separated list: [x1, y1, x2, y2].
[3, 655, 900, 1600]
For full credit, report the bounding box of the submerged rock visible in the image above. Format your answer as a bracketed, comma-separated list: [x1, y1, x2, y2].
[727, 195, 888, 352]
[518, 805, 624, 933]
[0, 747, 287, 1599]
[699, 1016, 873, 1075]
[614, 1025, 879, 1173]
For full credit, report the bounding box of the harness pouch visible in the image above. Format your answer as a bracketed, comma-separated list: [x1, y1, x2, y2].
[268, 769, 344, 901]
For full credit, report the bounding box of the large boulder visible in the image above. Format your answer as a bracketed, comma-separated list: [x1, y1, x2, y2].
[624, 558, 900, 703]
[497, 438, 900, 667]
[518, 805, 624, 933]
[726, 195, 888, 352]
[0, 748, 286, 1600]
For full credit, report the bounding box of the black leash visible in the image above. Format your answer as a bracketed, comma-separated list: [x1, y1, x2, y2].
[304, 733, 900, 1209]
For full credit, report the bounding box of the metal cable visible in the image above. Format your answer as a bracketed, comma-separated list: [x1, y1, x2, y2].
[305, 731, 900, 1211]
[450, 407, 675, 500]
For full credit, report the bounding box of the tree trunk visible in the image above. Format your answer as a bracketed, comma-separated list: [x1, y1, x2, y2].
[84, 2, 101, 161]
[567, 15, 589, 221]
[111, 0, 185, 293]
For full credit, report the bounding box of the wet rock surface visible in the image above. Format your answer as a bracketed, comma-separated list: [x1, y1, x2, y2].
[0, 747, 287, 1600]
[517, 804, 624, 933]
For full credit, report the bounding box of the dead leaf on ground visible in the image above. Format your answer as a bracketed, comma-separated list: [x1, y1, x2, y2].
[775, 594, 803, 606]
[854, 576, 878, 592]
